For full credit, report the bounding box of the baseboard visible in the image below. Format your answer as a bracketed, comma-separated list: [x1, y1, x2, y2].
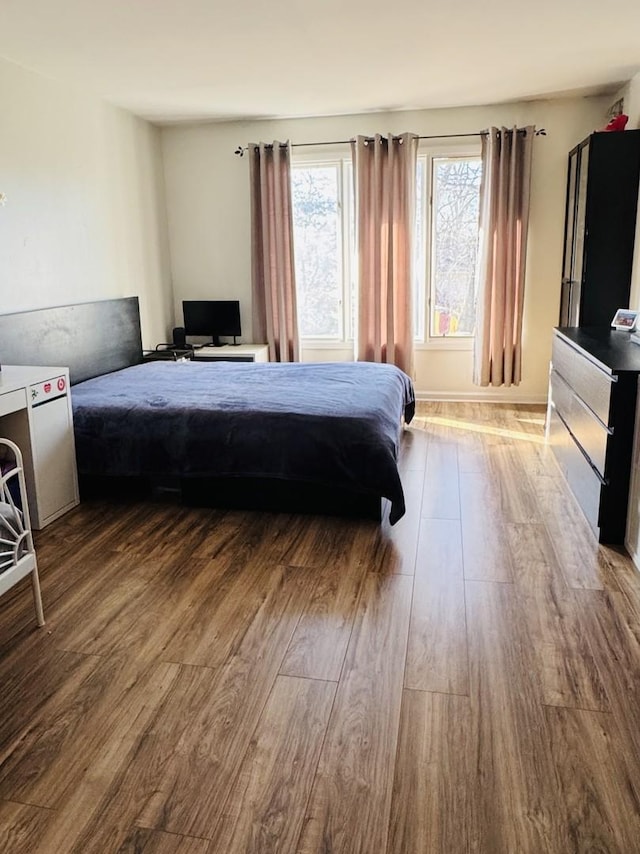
[414, 390, 548, 404]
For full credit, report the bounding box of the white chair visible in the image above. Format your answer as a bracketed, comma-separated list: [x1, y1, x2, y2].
[0, 438, 44, 627]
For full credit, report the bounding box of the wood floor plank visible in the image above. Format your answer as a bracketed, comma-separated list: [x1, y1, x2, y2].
[159, 552, 286, 668]
[0, 801, 55, 854]
[465, 579, 572, 853]
[376, 468, 423, 575]
[405, 518, 468, 694]
[575, 587, 640, 767]
[511, 409, 559, 479]
[398, 425, 428, 474]
[279, 515, 360, 571]
[0, 651, 103, 804]
[295, 573, 412, 854]
[422, 409, 506, 476]
[0, 547, 132, 653]
[108, 557, 229, 658]
[421, 437, 460, 520]
[50, 558, 158, 656]
[352, 521, 414, 577]
[506, 522, 610, 712]
[70, 565, 318, 848]
[2, 506, 203, 650]
[531, 473, 618, 591]
[489, 444, 541, 523]
[32, 501, 138, 568]
[28, 662, 182, 854]
[191, 511, 295, 565]
[516, 439, 560, 480]
[209, 675, 335, 854]
[0, 654, 181, 811]
[387, 690, 475, 854]
[116, 828, 211, 853]
[37, 502, 170, 574]
[0, 552, 219, 812]
[542, 705, 640, 852]
[601, 544, 640, 620]
[112, 504, 220, 563]
[280, 548, 367, 681]
[0, 647, 99, 757]
[457, 432, 493, 474]
[460, 472, 513, 582]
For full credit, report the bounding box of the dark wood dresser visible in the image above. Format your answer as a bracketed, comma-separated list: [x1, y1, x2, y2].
[547, 327, 640, 544]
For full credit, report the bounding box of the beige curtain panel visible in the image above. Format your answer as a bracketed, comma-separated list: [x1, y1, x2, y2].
[351, 133, 418, 376]
[474, 126, 534, 387]
[249, 141, 300, 362]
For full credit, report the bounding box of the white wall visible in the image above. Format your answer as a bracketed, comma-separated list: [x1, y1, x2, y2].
[614, 72, 640, 565]
[0, 57, 173, 349]
[161, 96, 607, 399]
[615, 73, 640, 310]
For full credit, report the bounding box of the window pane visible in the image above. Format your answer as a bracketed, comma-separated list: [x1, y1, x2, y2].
[345, 161, 356, 341]
[292, 165, 343, 338]
[430, 157, 482, 337]
[414, 159, 426, 340]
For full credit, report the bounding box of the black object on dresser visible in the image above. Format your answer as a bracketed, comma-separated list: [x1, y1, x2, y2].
[559, 130, 640, 327]
[547, 327, 640, 543]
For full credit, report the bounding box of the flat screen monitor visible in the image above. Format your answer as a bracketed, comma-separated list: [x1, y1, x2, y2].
[182, 300, 241, 347]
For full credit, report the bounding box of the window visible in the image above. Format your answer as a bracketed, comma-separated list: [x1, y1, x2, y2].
[291, 159, 353, 341]
[291, 148, 481, 345]
[421, 154, 482, 340]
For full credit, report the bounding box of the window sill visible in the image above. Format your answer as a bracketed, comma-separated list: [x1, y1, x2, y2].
[300, 339, 474, 352]
[416, 338, 474, 352]
[300, 340, 353, 350]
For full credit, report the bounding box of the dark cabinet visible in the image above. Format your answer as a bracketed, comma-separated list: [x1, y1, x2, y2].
[547, 327, 640, 543]
[559, 130, 640, 327]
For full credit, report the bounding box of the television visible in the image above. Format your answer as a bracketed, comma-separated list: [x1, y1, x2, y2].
[182, 300, 242, 347]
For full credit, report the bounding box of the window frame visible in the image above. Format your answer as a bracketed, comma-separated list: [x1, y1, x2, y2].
[291, 148, 354, 346]
[290, 141, 482, 351]
[416, 141, 482, 351]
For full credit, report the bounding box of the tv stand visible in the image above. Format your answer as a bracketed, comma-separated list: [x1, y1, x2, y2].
[193, 344, 269, 363]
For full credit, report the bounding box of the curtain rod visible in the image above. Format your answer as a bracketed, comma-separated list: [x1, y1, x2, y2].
[234, 128, 546, 156]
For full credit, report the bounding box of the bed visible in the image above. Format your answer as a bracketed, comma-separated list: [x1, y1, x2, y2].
[72, 360, 415, 524]
[0, 297, 415, 524]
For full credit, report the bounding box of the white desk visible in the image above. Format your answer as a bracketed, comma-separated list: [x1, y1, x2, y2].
[0, 366, 79, 529]
[193, 344, 269, 363]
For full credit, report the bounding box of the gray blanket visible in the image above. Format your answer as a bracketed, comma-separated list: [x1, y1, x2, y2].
[71, 360, 415, 523]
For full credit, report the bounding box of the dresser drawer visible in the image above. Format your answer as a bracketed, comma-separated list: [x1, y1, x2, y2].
[547, 403, 570, 477]
[549, 369, 610, 479]
[548, 406, 602, 535]
[552, 334, 613, 424]
[565, 432, 602, 536]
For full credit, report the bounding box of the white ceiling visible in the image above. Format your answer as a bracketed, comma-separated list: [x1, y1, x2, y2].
[0, 0, 639, 124]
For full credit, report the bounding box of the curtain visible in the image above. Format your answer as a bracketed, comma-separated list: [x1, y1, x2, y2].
[473, 126, 534, 387]
[351, 133, 418, 376]
[249, 140, 299, 362]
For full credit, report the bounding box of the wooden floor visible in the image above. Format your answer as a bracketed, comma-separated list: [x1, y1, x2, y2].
[1, 402, 640, 853]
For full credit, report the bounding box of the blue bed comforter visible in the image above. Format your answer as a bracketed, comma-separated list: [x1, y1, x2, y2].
[71, 360, 415, 523]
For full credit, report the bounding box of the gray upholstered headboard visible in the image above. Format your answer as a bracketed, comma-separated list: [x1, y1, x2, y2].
[0, 297, 143, 384]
